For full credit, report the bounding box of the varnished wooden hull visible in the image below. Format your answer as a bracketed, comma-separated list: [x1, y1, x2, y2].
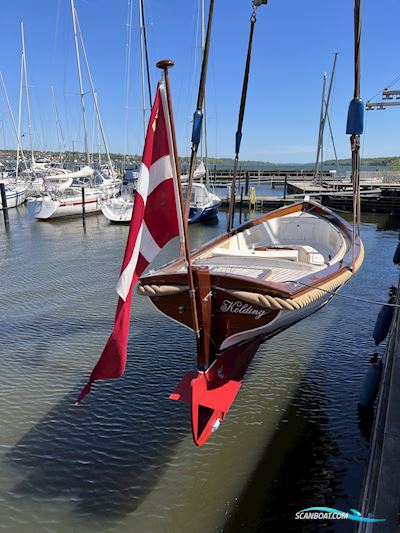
[139, 200, 364, 445]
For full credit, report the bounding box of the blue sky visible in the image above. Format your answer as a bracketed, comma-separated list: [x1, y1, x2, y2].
[0, 0, 399, 163]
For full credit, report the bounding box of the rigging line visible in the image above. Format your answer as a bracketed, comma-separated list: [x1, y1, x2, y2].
[140, 0, 152, 108]
[75, 8, 115, 177]
[123, 0, 134, 172]
[289, 280, 400, 309]
[367, 72, 400, 103]
[52, 0, 62, 75]
[227, 5, 260, 232]
[183, 0, 215, 224]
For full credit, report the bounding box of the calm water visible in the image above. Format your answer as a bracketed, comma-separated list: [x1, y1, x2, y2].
[0, 202, 399, 533]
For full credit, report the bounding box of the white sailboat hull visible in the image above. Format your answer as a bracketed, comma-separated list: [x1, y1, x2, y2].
[34, 192, 101, 220]
[100, 197, 134, 222]
[0, 184, 29, 209]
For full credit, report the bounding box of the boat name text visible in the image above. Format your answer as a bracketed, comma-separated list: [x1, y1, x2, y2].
[220, 300, 267, 320]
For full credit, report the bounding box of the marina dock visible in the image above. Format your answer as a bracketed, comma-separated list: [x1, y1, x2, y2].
[357, 276, 400, 531]
[217, 175, 400, 214]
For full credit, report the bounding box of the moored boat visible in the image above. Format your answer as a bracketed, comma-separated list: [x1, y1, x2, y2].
[33, 188, 101, 220]
[76, 0, 365, 448]
[100, 194, 134, 223]
[184, 182, 221, 223]
[138, 199, 364, 444]
[0, 181, 29, 209]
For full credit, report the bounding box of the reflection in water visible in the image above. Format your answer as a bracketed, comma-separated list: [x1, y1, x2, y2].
[0, 205, 399, 532]
[224, 377, 340, 532]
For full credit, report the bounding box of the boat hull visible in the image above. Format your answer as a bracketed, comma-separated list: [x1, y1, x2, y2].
[34, 195, 101, 220]
[168, 288, 332, 445]
[189, 203, 220, 223]
[139, 200, 364, 445]
[101, 200, 133, 223]
[0, 185, 28, 209]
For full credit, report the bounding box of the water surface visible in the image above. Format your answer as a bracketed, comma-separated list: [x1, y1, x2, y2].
[0, 204, 398, 532]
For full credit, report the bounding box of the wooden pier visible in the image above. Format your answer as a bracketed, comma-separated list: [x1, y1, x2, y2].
[357, 277, 400, 531]
[213, 169, 400, 214]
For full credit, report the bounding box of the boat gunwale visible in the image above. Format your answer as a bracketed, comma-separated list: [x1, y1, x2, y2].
[140, 200, 362, 298]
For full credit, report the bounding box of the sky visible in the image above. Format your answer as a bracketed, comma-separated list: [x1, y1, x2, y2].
[0, 0, 399, 164]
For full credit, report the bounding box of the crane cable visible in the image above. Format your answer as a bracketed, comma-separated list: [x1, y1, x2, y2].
[227, 1, 267, 232]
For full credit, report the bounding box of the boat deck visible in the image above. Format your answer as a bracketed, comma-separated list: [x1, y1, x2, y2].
[193, 254, 321, 283]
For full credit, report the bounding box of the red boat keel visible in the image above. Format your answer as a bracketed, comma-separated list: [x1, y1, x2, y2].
[169, 338, 261, 446]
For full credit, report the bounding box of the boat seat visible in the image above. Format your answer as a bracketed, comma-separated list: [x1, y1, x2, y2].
[212, 247, 299, 261]
[296, 245, 325, 265]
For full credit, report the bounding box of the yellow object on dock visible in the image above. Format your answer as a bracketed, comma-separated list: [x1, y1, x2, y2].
[249, 187, 257, 208]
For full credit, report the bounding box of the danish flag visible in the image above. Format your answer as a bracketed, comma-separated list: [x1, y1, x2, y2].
[76, 82, 184, 403]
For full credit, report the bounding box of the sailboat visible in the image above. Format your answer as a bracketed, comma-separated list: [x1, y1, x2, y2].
[182, 0, 221, 224]
[138, 1, 364, 445]
[34, 0, 118, 220]
[77, 1, 364, 447]
[0, 180, 28, 209]
[100, 0, 146, 224]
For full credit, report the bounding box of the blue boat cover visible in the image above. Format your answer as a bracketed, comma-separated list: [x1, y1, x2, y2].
[346, 97, 364, 135]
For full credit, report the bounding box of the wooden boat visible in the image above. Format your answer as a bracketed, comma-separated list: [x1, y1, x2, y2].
[138, 198, 364, 445]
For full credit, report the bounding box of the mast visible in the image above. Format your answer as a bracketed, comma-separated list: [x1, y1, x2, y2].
[123, 0, 134, 173]
[314, 53, 338, 184]
[16, 33, 24, 180]
[70, 0, 90, 166]
[140, 0, 152, 107]
[184, 0, 215, 222]
[314, 72, 326, 184]
[21, 22, 35, 166]
[138, 0, 147, 138]
[51, 86, 66, 161]
[201, 0, 210, 187]
[75, 10, 115, 177]
[0, 72, 27, 170]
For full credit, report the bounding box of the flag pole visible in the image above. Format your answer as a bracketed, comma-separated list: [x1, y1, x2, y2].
[157, 59, 201, 339]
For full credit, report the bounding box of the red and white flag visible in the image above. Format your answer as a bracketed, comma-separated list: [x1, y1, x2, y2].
[76, 82, 184, 404]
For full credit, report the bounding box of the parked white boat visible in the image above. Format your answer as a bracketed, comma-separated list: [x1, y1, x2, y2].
[0, 182, 29, 209]
[100, 195, 134, 222]
[33, 187, 102, 220]
[100, 173, 138, 223]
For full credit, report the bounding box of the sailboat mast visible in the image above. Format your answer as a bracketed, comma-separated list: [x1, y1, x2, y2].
[75, 12, 115, 177]
[140, 0, 152, 107]
[314, 72, 326, 184]
[16, 36, 24, 180]
[0, 72, 27, 170]
[138, 0, 147, 138]
[123, 0, 134, 174]
[21, 22, 35, 166]
[201, 0, 210, 187]
[184, 0, 215, 221]
[51, 86, 66, 161]
[70, 0, 90, 166]
[314, 53, 338, 184]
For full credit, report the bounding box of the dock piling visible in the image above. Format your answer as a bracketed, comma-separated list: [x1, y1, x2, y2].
[81, 187, 86, 222]
[0, 183, 9, 227]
